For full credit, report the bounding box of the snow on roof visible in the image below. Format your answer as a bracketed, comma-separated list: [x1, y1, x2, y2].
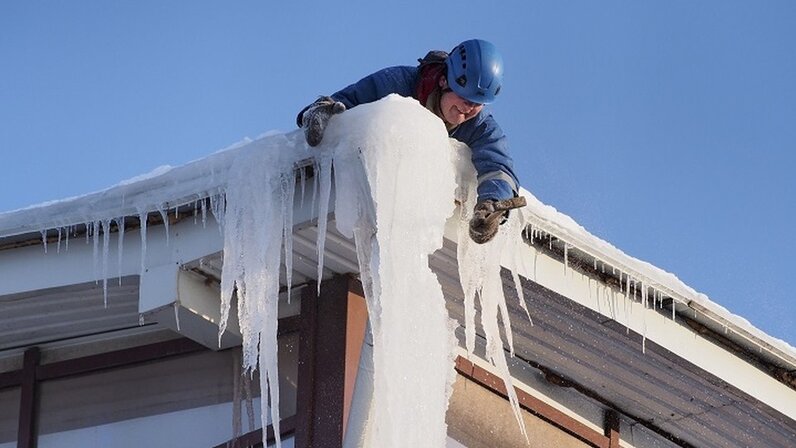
[517, 190, 796, 367]
[1, 101, 793, 370]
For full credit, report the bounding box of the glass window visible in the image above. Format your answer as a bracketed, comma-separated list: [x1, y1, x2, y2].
[0, 387, 20, 448]
[266, 434, 295, 447]
[36, 334, 299, 448]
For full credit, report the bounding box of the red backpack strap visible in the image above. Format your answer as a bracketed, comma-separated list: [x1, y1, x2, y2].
[415, 51, 448, 106]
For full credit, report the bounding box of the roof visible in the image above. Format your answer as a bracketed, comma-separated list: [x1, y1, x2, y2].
[1, 99, 794, 446]
[1, 128, 792, 366]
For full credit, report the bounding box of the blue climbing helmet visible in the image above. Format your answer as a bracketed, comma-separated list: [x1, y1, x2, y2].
[445, 39, 504, 104]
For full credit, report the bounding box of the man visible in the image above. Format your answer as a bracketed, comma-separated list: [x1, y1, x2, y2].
[297, 39, 524, 243]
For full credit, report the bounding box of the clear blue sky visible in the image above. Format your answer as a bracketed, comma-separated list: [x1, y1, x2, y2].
[1, 2, 794, 344]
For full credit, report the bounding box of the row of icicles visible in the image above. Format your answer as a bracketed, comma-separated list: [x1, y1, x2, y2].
[33, 196, 692, 352]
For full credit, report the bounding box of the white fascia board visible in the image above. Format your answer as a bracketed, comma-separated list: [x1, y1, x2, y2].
[0, 213, 223, 297]
[509, 239, 796, 419]
[142, 268, 241, 350]
[0, 228, 142, 297]
[134, 219, 236, 349]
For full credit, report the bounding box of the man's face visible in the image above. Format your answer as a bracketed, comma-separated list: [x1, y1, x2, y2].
[438, 78, 484, 127]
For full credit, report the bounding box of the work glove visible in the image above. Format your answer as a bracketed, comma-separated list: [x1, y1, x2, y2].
[469, 196, 527, 244]
[301, 96, 346, 147]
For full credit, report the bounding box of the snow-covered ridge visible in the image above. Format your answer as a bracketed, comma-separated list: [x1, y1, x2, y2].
[0, 96, 793, 371]
[0, 136, 258, 239]
[517, 194, 796, 364]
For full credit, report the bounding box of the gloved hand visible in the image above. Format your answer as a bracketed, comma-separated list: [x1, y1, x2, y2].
[469, 196, 527, 244]
[301, 96, 346, 147]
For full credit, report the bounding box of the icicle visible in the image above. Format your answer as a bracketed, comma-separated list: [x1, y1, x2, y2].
[258, 347, 280, 447]
[311, 160, 319, 215]
[139, 212, 148, 275]
[218, 135, 302, 448]
[642, 282, 647, 308]
[56, 228, 62, 253]
[510, 219, 533, 326]
[174, 204, 179, 220]
[201, 197, 208, 227]
[624, 273, 631, 324]
[563, 243, 569, 277]
[65, 225, 70, 252]
[210, 193, 226, 235]
[299, 165, 307, 209]
[244, 369, 256, 432]
[458, 198, 527, 443]
[174, 301, 181, 331]
[41, 229, 48, 254]
[139, 314, 145, 326]
[92, 220, 101, 285]
[101, 219, 111, 307]
[314, 156, 333, 294]
[280, 172, 296, 302]
[117, 217, 125, 286]
[217, 99, 538, 447]
[158, 205, 170, 246]
[672, 299, 676, 320]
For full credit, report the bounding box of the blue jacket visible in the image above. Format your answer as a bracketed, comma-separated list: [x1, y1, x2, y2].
[307, 65, 519, 202]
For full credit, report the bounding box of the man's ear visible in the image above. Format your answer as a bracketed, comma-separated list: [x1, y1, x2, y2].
[439, 76, 448, 89]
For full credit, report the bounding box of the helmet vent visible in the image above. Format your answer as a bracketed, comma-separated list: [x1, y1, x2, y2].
[456, 75, 467, 88]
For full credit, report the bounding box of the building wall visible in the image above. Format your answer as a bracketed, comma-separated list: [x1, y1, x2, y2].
[447, 374, 590, 448]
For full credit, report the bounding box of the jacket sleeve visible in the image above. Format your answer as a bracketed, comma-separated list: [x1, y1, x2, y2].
[297, 66, 418, 126]
[454, 113, 520, 202]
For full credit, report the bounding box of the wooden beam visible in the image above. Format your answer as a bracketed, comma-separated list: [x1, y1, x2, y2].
[36, 338, 205, 381]
[294, 276, 357, 448]
[604, 409, 620, 448]
[294, 283, 319, 448]
[0, 370, 22, 390]
[17, 347, 40, 448]
[310, 276, 349, 447]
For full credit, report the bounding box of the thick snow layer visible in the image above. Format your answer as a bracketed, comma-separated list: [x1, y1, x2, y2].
[330, 96, 461, 446]
[1, 95, 795, 443]
[217, 95, 526, 446]
[515, 195, 796, 360]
